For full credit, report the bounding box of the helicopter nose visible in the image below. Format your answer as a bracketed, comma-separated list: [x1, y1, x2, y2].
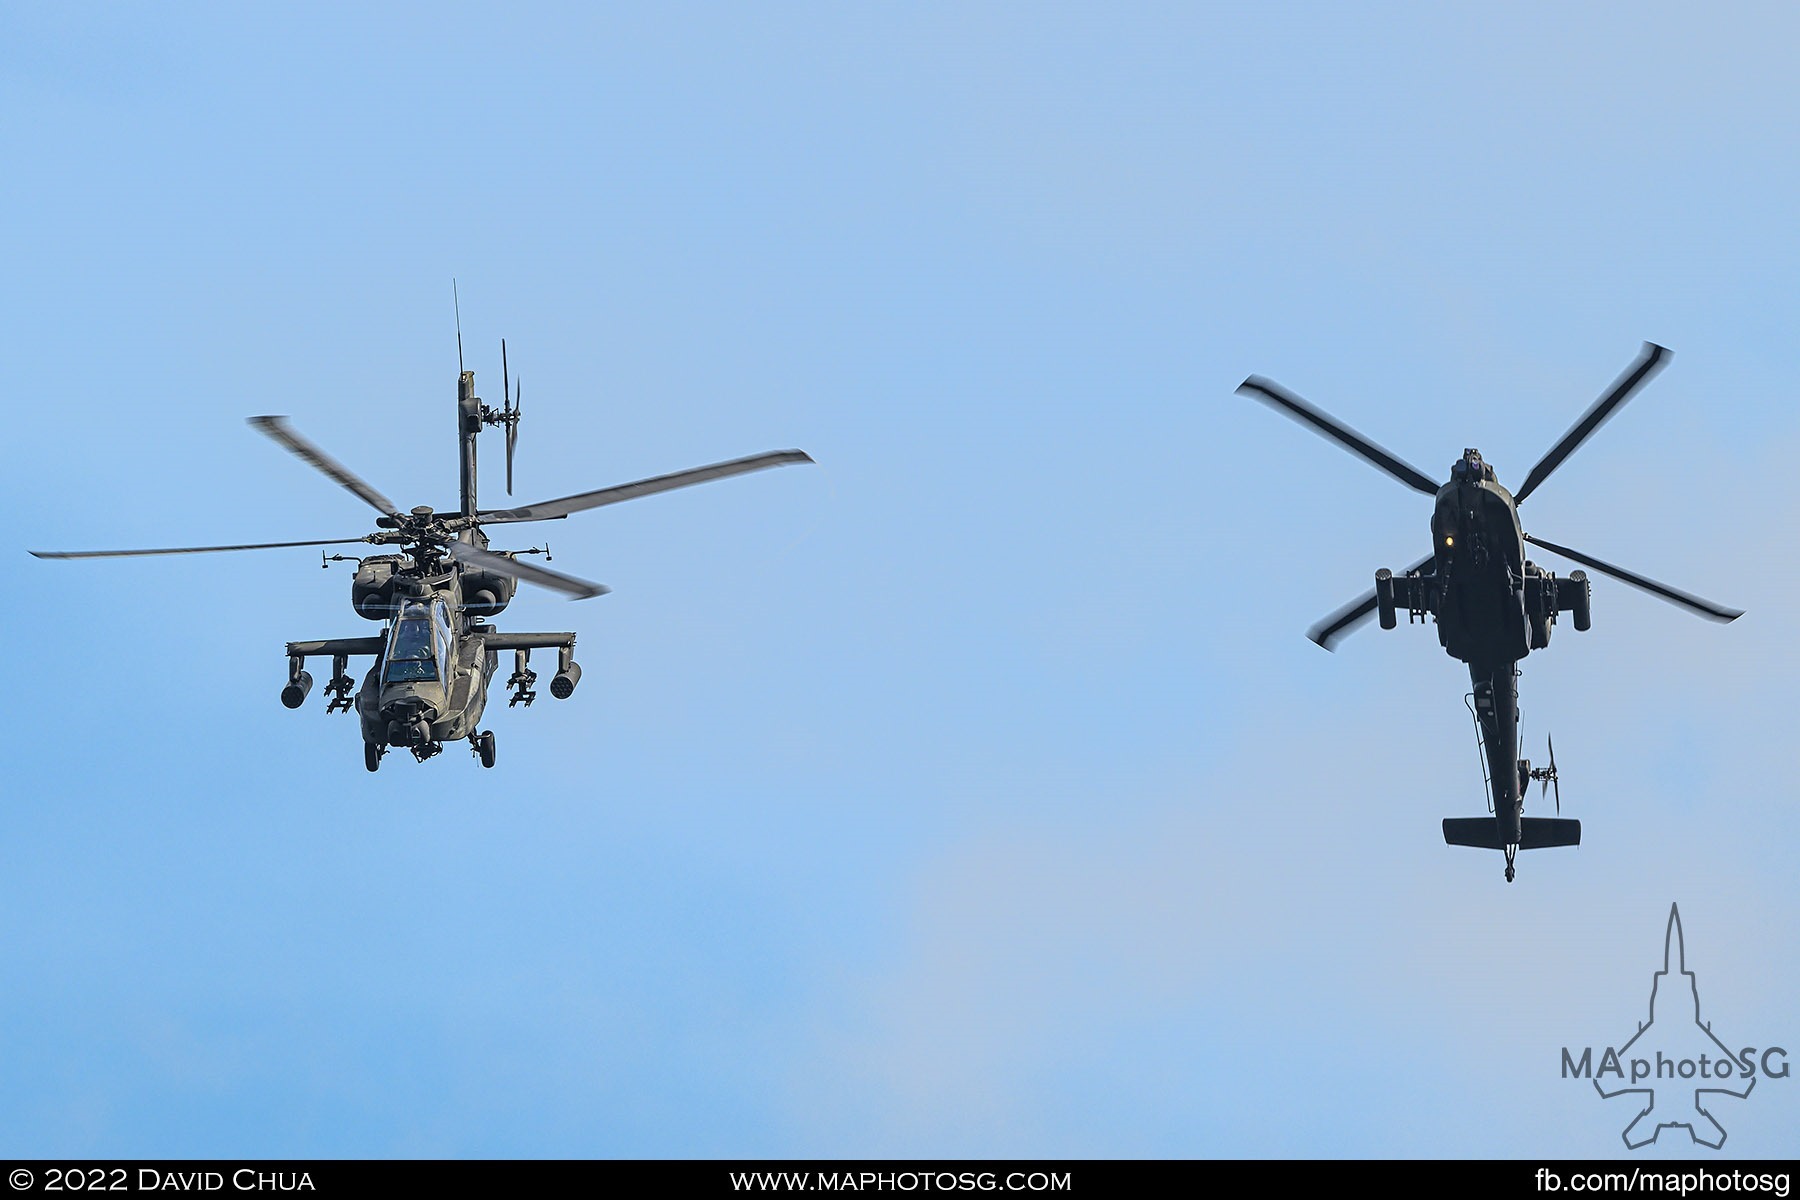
[384, 716, 434, 746]
[381, 698, 436, 745]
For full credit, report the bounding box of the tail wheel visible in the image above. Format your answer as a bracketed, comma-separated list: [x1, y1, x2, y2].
[364, 742, 382, 773]
[478, 730, 497, 769]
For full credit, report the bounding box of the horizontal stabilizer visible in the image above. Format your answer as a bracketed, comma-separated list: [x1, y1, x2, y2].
[1520, 818, 1582, 849]
[1442, 817, 1581, 851]
[1443, 818, 1502, 849]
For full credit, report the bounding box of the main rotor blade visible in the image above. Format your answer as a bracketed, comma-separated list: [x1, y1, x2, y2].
[443, 539, 610, 600]
[248, 415, 401, 517]
[1306, 591, 1379, 651]
[30, 536, 370, 560]
[476, 449, 815, 524]
[1522, 533, 1742, 622]
[1235, 377, 1441, 496]
[1306, 553, 1436, 650]
[1513, 343, 1669, 504]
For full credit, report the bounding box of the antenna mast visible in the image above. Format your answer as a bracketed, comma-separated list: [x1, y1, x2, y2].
[453, 279, 465, 373]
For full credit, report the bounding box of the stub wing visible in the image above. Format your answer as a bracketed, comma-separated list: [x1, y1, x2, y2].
[285, 636, 386, 658]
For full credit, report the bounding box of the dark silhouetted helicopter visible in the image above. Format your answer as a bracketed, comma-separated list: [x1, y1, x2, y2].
[1233, 343, 1739, 881]
[33, 337, 813, 771]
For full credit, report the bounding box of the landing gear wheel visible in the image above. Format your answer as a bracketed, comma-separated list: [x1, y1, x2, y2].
[477, 730, 496, 769]
[364, 742, 382, 773]
[1504, 865, 1515, 883]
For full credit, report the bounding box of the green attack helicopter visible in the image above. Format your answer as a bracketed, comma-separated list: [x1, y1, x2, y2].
[34, 338, 813, 771]
[1233, 343, 1740, 881]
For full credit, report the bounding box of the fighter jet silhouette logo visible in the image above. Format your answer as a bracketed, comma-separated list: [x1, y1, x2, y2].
[1596, 904, 1754, 1149]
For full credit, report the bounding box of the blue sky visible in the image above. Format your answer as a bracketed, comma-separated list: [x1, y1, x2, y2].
[3, 2, 1796, 1157]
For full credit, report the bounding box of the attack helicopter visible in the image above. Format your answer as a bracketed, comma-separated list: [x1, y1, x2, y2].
[33, 338, 813, 771]
[1232, 343, 1739, 881]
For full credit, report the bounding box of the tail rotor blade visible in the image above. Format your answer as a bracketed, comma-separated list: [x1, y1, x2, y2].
[1548, 734, 1560, 815]
[501, 339, 516, 496]
[506, 379, 520, 496]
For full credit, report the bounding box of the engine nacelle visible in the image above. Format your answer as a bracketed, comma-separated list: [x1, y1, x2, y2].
[460, 565, 518, 617]
[1524, 562, 1556, 650]
[352, 556, 400, 621]
[1565, 570, 1591, 632]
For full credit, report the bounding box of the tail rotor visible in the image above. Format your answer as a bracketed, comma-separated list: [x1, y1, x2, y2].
[500, 338, 521, 495]
[506, 378, 520, 495]
[1528, 734, 1561, 814]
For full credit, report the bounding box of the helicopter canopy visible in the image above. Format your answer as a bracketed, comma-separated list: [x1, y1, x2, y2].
[383, 599, 452, 684]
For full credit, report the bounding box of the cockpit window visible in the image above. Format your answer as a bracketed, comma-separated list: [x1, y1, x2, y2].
[384, 602, 439, 683]
[434, 599, 455, 669]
